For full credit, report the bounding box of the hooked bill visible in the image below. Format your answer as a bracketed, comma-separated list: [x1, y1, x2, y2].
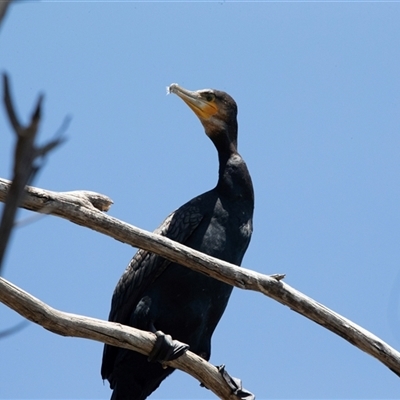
[166, 83, 179, 95]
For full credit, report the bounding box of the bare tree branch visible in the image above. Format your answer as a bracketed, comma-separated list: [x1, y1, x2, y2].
[0, 75, 42, 272]
[0, 276, 246, 400]
[0, 0, 12, 28]
[0, 75, 65, 274]
[1, 177, 400, 377]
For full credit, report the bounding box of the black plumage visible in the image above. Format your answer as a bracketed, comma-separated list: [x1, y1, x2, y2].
[101, 84, 254, 400]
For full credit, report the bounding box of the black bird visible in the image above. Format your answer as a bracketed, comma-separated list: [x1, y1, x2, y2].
[101, 83, 254, 400]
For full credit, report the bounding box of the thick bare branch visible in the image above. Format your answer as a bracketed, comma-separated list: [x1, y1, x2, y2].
[0, 177, 400, 377]
[0, 276, 245, 400]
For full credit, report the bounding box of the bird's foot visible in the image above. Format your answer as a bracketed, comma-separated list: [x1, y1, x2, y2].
[201, 364, 255, 400]
[217, 364, 255, 400]
[148, 330, 189, 363]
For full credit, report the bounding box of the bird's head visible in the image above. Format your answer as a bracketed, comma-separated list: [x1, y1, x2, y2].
[168, 83, 238, 151]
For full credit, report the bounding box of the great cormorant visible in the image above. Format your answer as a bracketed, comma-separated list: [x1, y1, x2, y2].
[101, 84, 254, 400]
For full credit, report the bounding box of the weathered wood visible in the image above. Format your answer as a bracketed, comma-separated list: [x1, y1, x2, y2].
[1, 177, 400, 377]
[0, 276, 241, 400]
[0, 178, 113, 213]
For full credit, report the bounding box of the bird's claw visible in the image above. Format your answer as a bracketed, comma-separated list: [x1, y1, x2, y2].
[217, 364, 255, 400]
[148, 331, 189, 363]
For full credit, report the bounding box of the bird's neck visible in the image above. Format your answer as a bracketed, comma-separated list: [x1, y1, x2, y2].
[216, 150, 254, 203]
[208, 126, 253, 201]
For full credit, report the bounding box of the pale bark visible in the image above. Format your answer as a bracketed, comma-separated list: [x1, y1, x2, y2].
[0, 276, 242, 400]
[1, 177, 400, 379]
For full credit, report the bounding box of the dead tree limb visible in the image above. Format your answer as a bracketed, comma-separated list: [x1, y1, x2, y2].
[0, 276, 245, 400]
[1, 177, 400, 377]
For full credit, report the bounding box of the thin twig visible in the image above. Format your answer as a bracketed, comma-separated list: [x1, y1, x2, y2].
[0, 0, 12, 28]
[0, 320, 29, 339]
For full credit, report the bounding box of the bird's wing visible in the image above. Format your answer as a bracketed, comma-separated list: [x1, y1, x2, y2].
[108, 202, 204, 324]
[101, 201, 204, 380]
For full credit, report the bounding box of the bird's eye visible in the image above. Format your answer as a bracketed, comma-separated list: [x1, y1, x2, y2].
[204, 93, 215, 102]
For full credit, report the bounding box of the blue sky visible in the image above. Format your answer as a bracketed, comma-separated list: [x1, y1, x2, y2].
[1, 2, 400, 399]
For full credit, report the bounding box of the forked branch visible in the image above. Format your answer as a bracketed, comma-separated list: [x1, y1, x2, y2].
[0, 74, 64, 273]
